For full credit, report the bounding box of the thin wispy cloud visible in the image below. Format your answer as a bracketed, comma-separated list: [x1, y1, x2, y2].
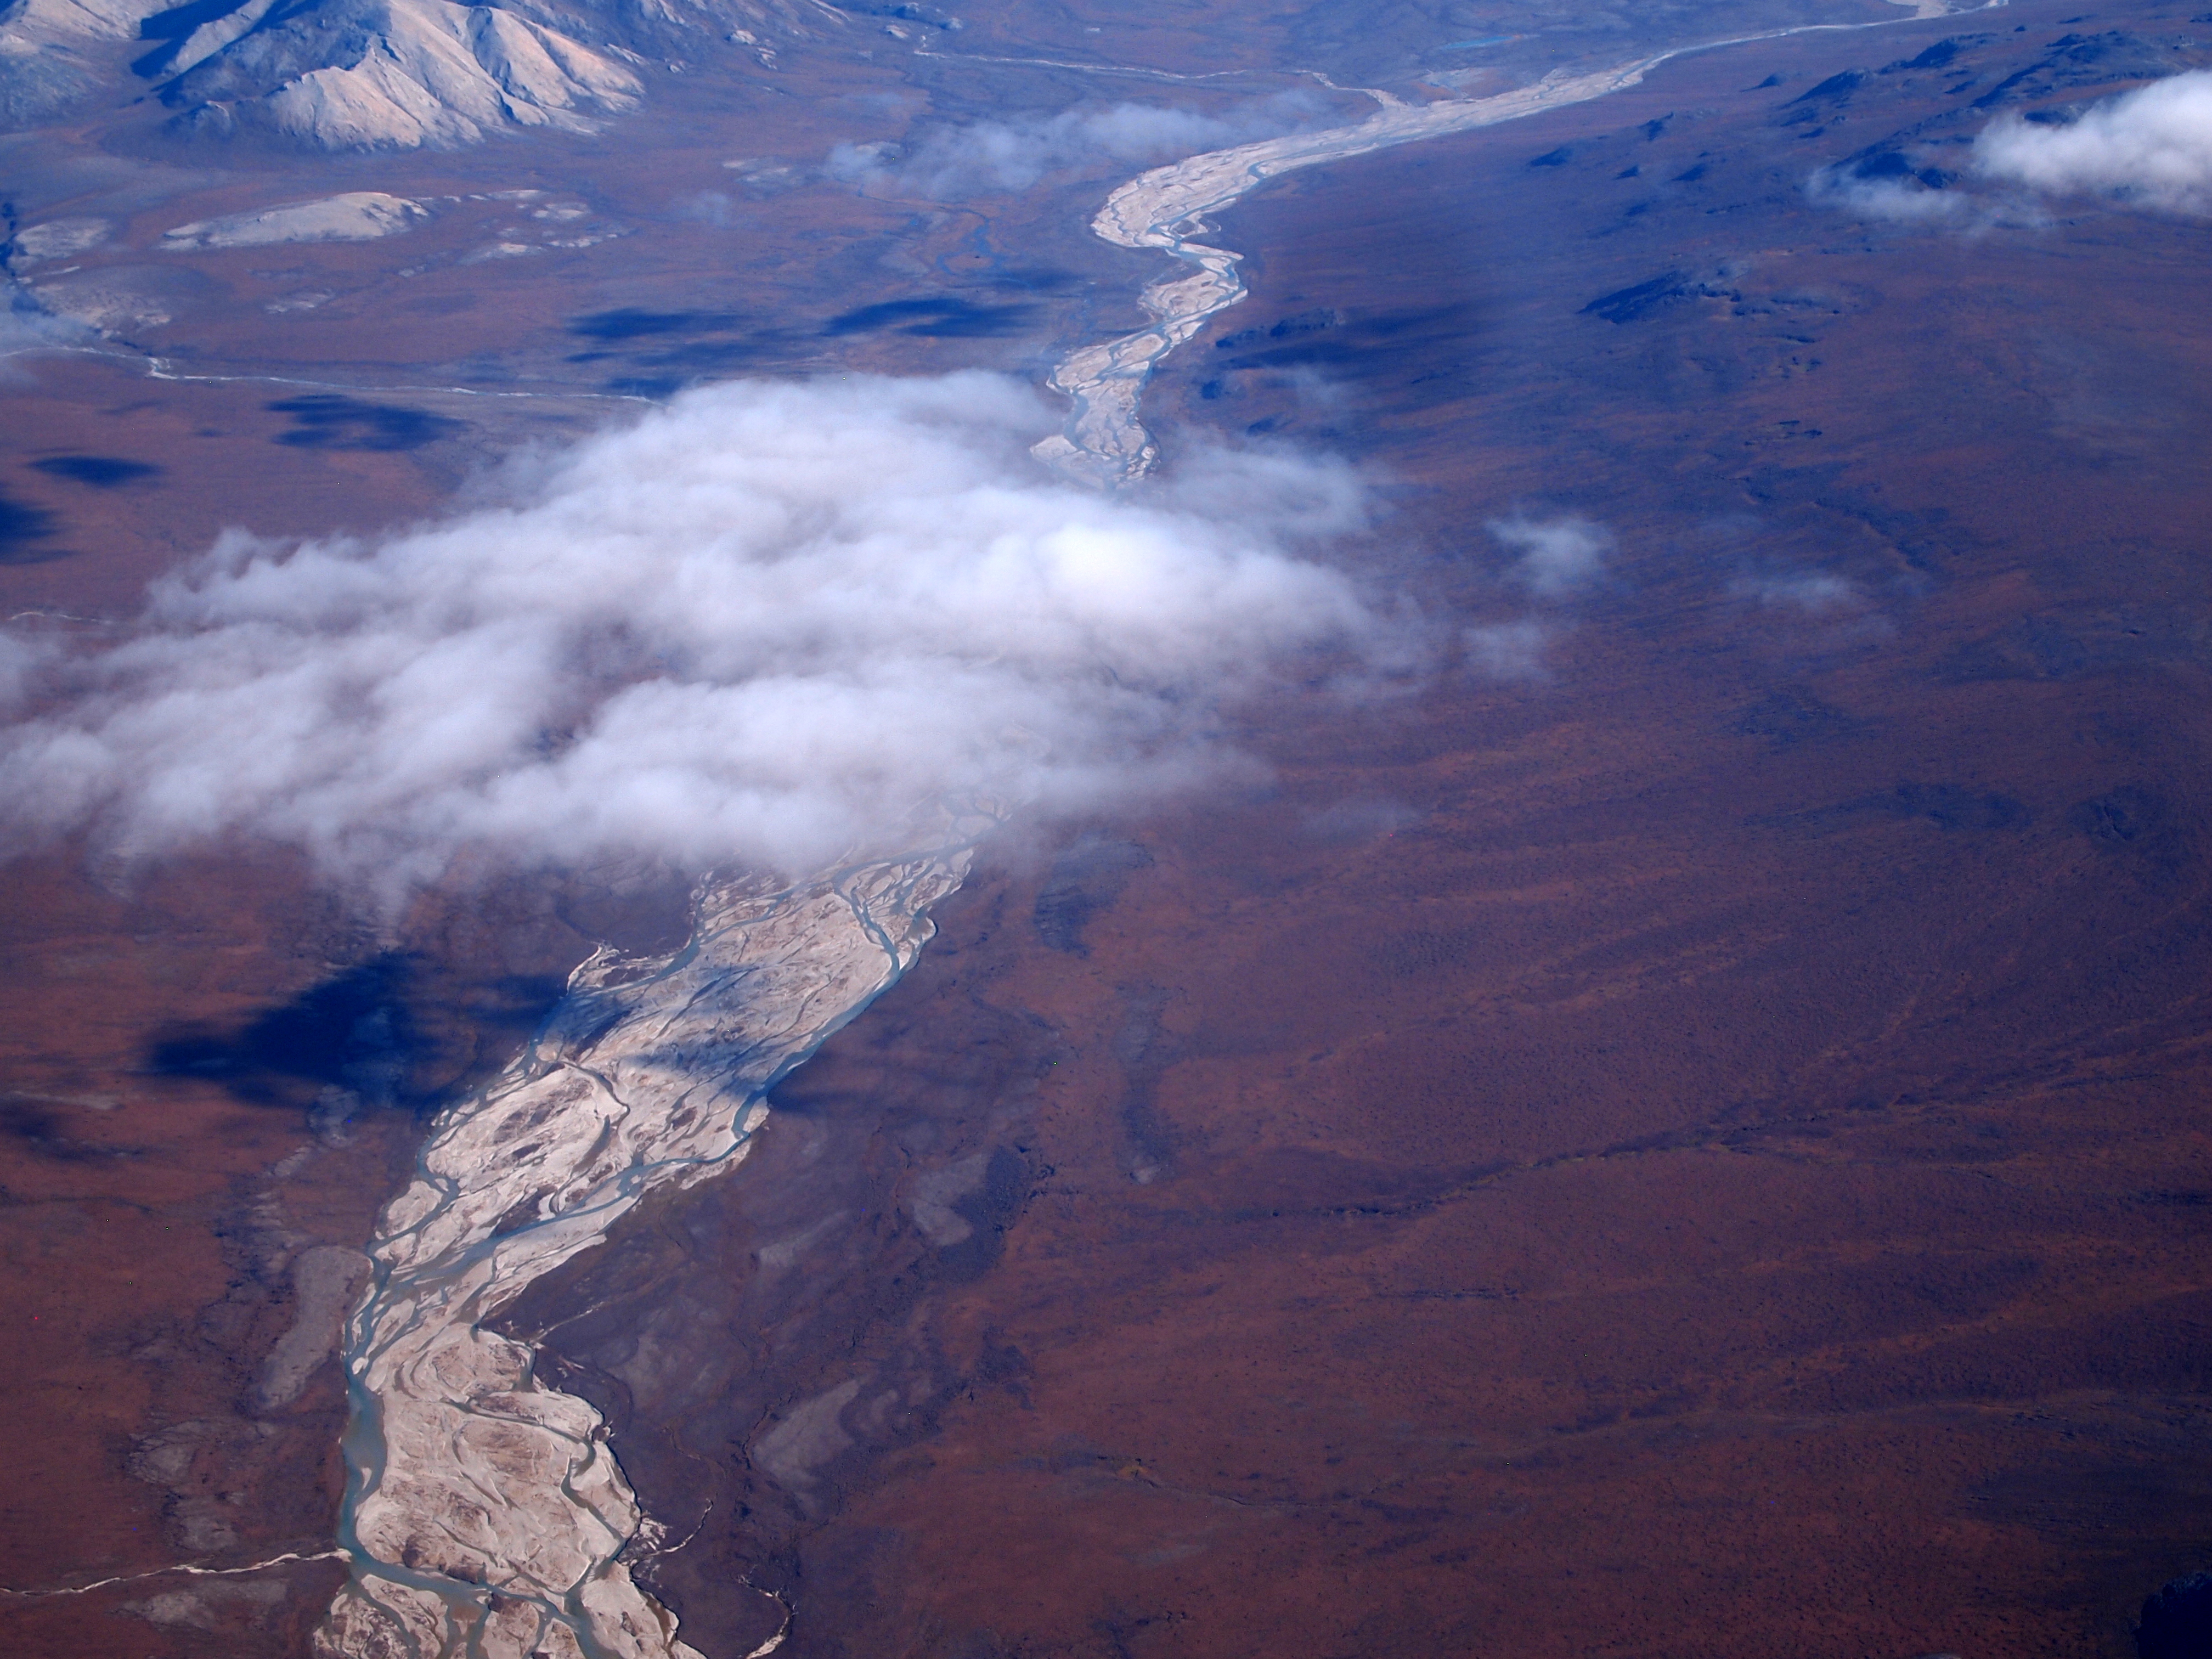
[827, 94, 1326, 201]
[0, 373, 1403, 899]
[1488, 515, 1611, 599]
[1728, 572, 1863, 613]
[1464, 619, 1550, 679]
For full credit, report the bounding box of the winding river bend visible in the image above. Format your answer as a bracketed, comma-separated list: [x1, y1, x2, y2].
[1035, 0, 2006, 486]
[316, 8, 2004, 1655]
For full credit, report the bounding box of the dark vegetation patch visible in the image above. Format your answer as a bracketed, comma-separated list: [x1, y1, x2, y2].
[1032, 837, 1154, 956]
[934, 1145, 1030, 1283]
[267, 396, 465, 452]
[30, 454, 162, 487]
[821, 296, 1035, 338]
[0, 489, 63, 562]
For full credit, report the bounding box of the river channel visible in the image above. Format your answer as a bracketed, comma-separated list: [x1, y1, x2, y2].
[315, 6, 2003, 1654]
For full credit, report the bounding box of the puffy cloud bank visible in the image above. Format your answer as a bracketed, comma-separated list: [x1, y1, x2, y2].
[828, 94, 1324, 200]
[0, 373, 1398, 892]
[1810, 71, 2212, 227]
[1976, 69, 2212, 212]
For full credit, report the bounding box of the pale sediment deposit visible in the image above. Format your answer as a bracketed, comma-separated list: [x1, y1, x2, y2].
[162, 193, 432, 251]
[316, 827, 986, 1659]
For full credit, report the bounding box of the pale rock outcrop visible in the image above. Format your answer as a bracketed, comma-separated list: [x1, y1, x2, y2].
[162, 0, 641, 148]
[162, 190, 429, 247]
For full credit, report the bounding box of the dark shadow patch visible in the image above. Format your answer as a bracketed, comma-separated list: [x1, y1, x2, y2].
[1865, 781, 2032, 831]
[1881, 35, 1990, 73]
[1732, 687, 1865, 748]
[1213, 307, 1342, 353]
[1850, 150, 1956, 190]
[568, 308, 748, 342]
[30, 455, 162, 488]
[0, 490, 63, 562]
[1764, 781, 2031, 836]
[2073, 785, 2166, 848]
[2070, 785, 2190, 882]
[131, 0, 258, 77]
[821, 297, 1034, 338]
[1933, 612, 2192, 684]
[1581, 273, 1689, 324]
[1789, 68, 1869, 104]
[0, 1098, 109, 1161]
[1032, 837, 1153, 956]
[267, 396, 464, 452]
[616, 336, 798, 375]
[1527, 145, 1576, 167]
[1203, 304, 1481, 414]
[148, 953, 563, 1119]
[2142, 1572, 2212, 1659]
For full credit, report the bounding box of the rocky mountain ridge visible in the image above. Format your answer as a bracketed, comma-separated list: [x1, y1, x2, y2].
[0, 0, 846, 145]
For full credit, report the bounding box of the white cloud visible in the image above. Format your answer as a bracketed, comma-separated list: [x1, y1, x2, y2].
[827, 94, 1324, 200]
[1464, 619, 1549, 679]
[1487, 515, 1611, 599]
[1805, 168, 1985, 225]
[0, 288, 97, 360]
[1728, 572, 1863, 612]
[0, 373, 1401, 898]
[1976, 70, 2212, 213]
